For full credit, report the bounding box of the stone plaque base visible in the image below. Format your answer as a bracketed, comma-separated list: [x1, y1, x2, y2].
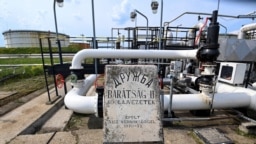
[103, 65, 163, 143]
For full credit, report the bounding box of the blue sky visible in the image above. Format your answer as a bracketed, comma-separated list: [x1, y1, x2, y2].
[0, 0, 255, 47]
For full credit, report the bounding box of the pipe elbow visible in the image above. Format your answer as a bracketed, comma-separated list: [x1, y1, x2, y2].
[70, 49, 88, 69]
[238, 23, 256, 39]
[64, 74, 98, 114]
[64, 90, 98, 114]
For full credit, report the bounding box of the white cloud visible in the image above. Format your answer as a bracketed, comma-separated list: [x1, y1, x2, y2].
[0, 0, 255, 47]
[111, 0, 132, 25]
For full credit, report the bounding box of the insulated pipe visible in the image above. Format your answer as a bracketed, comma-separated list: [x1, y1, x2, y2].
[186, 75, 199, 85]
[238, 23, 256, 39]
[162, 92, 251, 111]
[188, 22, 207, 46]
[65, 75, 256, 114]
[161, 82, 256, 111]
[70, 49, 198, 69]
[64, 75, 98, 114]
[215, 82, 256, 111]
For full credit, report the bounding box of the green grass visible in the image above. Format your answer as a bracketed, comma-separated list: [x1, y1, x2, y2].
[0, 58, 72, 64]
[0, 46, 84, 54]
[0, 47, 81, 107]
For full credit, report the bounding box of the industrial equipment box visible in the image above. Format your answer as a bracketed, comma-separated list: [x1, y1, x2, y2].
[218, 62, 247, 85]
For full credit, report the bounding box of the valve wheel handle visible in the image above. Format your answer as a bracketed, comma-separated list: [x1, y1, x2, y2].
[56, 74, 65, 89]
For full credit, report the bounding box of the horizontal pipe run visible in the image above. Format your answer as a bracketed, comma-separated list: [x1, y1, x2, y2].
[162, 92, 251, 111]
[70, 49, 198, 69]
[215, 82, 256, 111]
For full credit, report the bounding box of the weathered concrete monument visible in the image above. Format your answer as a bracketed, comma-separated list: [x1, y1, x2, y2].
[103, 65, 163, 143]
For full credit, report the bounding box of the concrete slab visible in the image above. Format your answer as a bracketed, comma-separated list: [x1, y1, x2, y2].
[72, 129, 199, 144]
[0, 82, 71, 144]
[74, 129, 103, 144]
[219, 125, 256, 144]
[0, 88, 46, 116]
[0, 92, 63, 144]
[39, 107, 73, 133]
[0, 91, 17, 100]
[239, 122, 256, 135]
[164, 128, 197, 144]
[49, 131, 77, 144]
[9, 132, 54, 144]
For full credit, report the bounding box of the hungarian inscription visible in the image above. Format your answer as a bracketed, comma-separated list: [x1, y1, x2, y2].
[103, 65, 163, 143]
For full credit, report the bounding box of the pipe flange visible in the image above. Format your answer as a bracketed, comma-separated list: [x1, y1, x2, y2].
[94, 94, 99, 117]
[196, 48, 220, 62]
[199, 75, 213, 85]
[96, 86, 104, 118]
[70, 69, 85, 80]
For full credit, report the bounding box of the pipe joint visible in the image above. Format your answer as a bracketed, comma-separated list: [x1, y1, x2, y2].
[70, 69, 85, 82]
[96, 86, 104, 118]
[196, 48, 220, 62]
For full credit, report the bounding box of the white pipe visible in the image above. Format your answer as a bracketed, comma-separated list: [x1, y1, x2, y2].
[66, 47, 256, 114]
[64, 75, 98, 114]
[187, 75, 198, 85]
[215, 82, 256, 111]
[65, 74, 256, 115]
[188, 22, 206, 46]
[238, 23, 256, 39]
[161, 82, 256, 111]
[164, 83, 256, 110]
[163, 92, 251, 111]
[70, 49, 198, 69]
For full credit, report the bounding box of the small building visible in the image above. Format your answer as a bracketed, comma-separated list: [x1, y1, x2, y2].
[2, 30, 70, 48]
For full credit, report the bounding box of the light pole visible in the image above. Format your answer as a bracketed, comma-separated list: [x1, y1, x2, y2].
[151, 0, 163, 73]
[53, 0, 67, 94]
[53, 0, 64, 65]
[152, 0, 166, 117]
[151, 0, 162, 50]
[130, 9, 149, 50]
[91, 0, 98, 75]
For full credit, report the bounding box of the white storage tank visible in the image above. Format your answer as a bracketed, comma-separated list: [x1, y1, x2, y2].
[2, 30, 70, 48]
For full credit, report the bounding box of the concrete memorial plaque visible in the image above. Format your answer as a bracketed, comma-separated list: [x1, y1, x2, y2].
[103, 65, 163, 143]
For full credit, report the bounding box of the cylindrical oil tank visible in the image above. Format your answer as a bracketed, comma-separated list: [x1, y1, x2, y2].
[2, 30, 70, 48]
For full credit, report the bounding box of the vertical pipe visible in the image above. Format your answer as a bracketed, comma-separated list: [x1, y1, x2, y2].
[158, 0, 163, 77]
[245, 62, 253, 88]
[53, 0, 63, 65]
[159, 0, 163, 50]
[128, 28, 131, 49]
[160, 90, 164, 119]
[53, 0, 66, 94]
[168, 75, 173, 117]
[134, 10, 149, 50]
[39, 38, 51, 102]
[47, 38, 59, 98]
[111, 28, 113, 49]
[53, 0, 58, 39]
[91, 0, 98, 75]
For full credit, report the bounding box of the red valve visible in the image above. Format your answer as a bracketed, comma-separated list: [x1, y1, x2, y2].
[56, 74, 65, 89]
